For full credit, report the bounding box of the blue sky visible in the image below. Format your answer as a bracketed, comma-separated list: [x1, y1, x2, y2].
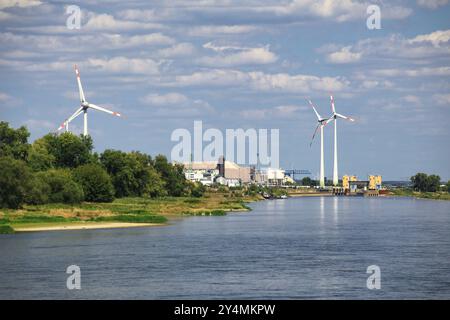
[0, 0, 449, 181]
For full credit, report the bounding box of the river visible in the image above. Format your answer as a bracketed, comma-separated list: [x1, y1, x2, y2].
[1, 196, 449, 299]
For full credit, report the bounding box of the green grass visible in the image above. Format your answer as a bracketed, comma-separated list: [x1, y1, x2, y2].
[0, 191, 257, 232]
[390, 189, 450, 200]
[0, 225, 14, 234]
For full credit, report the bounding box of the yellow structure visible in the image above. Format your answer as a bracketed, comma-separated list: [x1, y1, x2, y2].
[343, 175, 349, 189]
[343, 175, 357, 189]
[369, 175, 382, 190]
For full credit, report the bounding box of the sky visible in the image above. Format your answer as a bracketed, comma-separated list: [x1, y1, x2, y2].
[0, 0, 449, 181]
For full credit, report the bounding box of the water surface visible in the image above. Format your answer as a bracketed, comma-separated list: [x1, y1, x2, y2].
[1, 196, 449, 299]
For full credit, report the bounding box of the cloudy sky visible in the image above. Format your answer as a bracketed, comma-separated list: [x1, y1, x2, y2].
[0, 0, 449, 180]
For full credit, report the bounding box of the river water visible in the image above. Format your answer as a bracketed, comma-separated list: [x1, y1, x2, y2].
[0, 196, 449, 299]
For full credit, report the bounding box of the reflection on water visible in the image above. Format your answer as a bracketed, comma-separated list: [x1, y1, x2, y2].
[0, 196, 450, 299]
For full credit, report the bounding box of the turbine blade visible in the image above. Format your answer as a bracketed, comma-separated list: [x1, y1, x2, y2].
[325, 117, 335, 125]
[57, 107, 83, 131]
[335, 112, 355, 121]
[330, 95, 336, 113]
[306, 98, 322, 120]
[309, 123, 321, 147]
[67, 107, 83, 123]
[88, 103, 121, 117]
[74, 65, 86, 103]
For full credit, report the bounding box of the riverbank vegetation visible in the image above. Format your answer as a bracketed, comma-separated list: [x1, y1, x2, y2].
[0, 121, 259, 233]
[389, 173, 450, 200]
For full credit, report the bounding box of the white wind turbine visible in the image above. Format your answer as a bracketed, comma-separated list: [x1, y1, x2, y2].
[307, 99, 329, 188]
[57, 65, 122, 136]
[325, 95, 355, 186]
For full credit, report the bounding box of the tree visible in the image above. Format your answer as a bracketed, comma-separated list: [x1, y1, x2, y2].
[100, 149, 134, 197]
[25, 174, 51, 205]
[73, 164, 114, 202]
[447, 181, 450, 193]
[42, 132, 94, 168]
[154, 155, 188, 196]
[27, 138, 55, 171]
[411, 173, 441, 192]
[411, 173, 429, 192]
[427, 175, 441, 192]
[36, 169, 84, 204]
[301, 177, 312, 186]
[0, 121, 30, 161]
[0, 157, 32, 209]
[190, 182, 206, 198]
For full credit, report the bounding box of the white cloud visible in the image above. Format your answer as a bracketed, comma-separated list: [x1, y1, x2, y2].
[200, 43, 277, 66]
[87, 57, 161, 75]
[433, 93, 450, 105]
[409, 29, 450, 47]
[140, 92, 214, 117]
[141, 92, 188, 106]
[84, 14, 163, 31]
[172, 69, 348, 93]
[372, 66, 450, 77]
[157, 43, 196, 58]
[187, 25, 259, 36]
[417, 0, 448, 9]
[326, 46, 362, 64]
[239, 104, 305, 120]
[0, 0, 41, 9]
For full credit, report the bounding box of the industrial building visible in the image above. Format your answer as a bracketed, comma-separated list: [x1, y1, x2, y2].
[182, 157, 289, 187]
[342, 175, 383, 196]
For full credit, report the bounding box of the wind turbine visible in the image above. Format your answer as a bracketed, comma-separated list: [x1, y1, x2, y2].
[57, 65, 122, 136]
[307, 99, 329, 188]
[325, 95, 355, 186]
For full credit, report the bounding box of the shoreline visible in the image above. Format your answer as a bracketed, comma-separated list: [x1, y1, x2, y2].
[13, 221, 164, 232]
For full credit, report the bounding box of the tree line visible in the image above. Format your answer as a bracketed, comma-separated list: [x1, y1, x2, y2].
[410, 172, 448, 193]
[0, 121, 205, 209]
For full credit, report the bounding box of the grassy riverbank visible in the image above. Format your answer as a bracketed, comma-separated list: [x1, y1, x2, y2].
[390, 189, 450, 201]
[0, 191, 261, 233]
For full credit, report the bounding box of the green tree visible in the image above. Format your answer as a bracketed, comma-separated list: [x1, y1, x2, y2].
[301, 177, 312, 186]
[0, 121, 30, 161]
[27, 138, 55, 171]
[36, 169, 84, 204]
[447, 180, 450, 193]
[411, 173, 429, 192]
[73, 163, 114, 202]
[154, 155, 188, 196]
[24, 174, 51, 205]
[427, 174, 441, 192]
[43, 132, 94, 168]
[190, 182, 206, 198]
[100, 149, 134, 197]
[0, 157, 32, 209]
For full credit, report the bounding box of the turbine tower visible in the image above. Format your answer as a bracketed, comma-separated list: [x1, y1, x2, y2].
[307, 99, 329, 188]
[326, 95, 355, 186]
[57, 65, 122, 136]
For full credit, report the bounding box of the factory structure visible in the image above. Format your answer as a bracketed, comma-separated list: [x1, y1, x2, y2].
[339, 174, 384, 196]
[181, 156, 384, 197]
[182, 156, 294, 187]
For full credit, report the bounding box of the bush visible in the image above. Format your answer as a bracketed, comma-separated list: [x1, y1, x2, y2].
[73, 164, 114, 202]
[36, 169, 84, 204]
[0, 157, 32, 209]
[24, 174, 51, 205]
[190, 182, 206, 198]
[0, 225, 14, 234]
